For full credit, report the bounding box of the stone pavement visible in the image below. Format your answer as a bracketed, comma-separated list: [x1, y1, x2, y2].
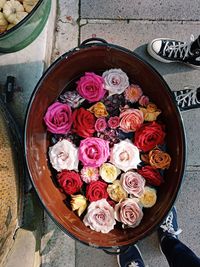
[41, 1, 200, 267]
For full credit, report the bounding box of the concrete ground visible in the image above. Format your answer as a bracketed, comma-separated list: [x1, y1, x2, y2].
[1, 0, 200, 267]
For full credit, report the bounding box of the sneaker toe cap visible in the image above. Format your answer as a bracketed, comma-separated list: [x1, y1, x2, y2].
[151, 40, 162, 53]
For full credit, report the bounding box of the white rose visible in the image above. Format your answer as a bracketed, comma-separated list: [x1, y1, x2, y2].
[49, 139, 78, 172]
[102, 68, 129, 96]
[83, 199, 116, 233]
[110, 139, 141, 172]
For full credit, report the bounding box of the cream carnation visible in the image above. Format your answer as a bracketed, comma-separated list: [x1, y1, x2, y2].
[102, 69, 129, 96]
[110, 139, 141, 172]
[49, 139, 78, 172]
[83, 199, 116, 233]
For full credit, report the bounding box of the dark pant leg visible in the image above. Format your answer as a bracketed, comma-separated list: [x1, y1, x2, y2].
[161, 236, 200, 267]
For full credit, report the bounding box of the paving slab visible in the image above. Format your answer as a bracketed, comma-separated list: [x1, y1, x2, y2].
[41, 213, 75, 267]
[75, 170, 200, 267]
[81, 20, 200, 167]
[81, 0, 200, 20]
[51, 0, 79, 61]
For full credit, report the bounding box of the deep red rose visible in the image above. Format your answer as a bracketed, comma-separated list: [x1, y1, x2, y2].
[72, 107, 96, 138]
[138, 166, 164, 186]
[86, 181, 109, 202]
[134, 121, 166, 152]
[57, 170, 83, 195]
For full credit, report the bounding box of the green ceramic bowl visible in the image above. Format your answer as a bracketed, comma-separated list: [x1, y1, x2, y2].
[0, 0, 51, 53]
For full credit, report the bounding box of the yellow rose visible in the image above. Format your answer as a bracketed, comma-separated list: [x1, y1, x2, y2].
[70, 194, 87, 216]
[139, 103, 161, 122]
[88, 102, 108, 118]
[139, 186, 157, 208]
[100, 163, 121, 183]
[107, 180, 127, 202]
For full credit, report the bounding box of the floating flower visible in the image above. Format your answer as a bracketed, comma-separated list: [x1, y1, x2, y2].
[80, 167, 99, 183]
[138, 166, 164, 186]
[120, 171, 145, 197]
[88, 102, 108, 118]
[79, 137, 110, 167]
[110, 139, 141, 172]
[95, 117, 107, 132]
[139, 95, 149, 107]
[86, 181, 108, 202]
[44, 102, 72, 134]
[72, 107, 96, 138]
[139, 103, 161, 122]
[119, 108, 144, 133]
[57, 170, 83, 195]
[124, 84, 143, 103]
[100, 163, 121, 183]
[115, 198, 143, 228]
[103, 69, 129, 96]
[139, 186, 157, 208]
[76, 72, 106, 102]
[107, 180, 127, 202]
[108, 116, 120, 129]
[49, 139, 78, 172]
[149, 149, 171, 169]
[59, 91, 84, 108]
[134, 121, 166, 152]
[83, 199, 116, 233]
[70, 194, 87, 216]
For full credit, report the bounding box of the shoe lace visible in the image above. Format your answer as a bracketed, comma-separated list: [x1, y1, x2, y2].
[128, 262, 140, 267]
[174, 86, 200, 108]
[160, 211, 182, 236]
[163, 34, 195, 59]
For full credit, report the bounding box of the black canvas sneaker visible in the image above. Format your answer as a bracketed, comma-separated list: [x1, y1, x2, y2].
[158, 207, 182, 245]
[117, 245, 145, 267]
[147, 35, 200, 69]
[173, 86, 200, 111]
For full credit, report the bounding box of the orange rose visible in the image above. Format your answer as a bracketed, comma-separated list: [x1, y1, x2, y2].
[149, 149, 171, 169]
[88, 102, 108, 118]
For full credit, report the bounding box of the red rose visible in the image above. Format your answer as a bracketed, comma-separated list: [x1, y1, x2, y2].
[138, 166, 164, 186]
[57, 170, 83, 195]
[72, 107, 96, 138]
[134, 121, 165, 152]
[86, 181, 109, 202]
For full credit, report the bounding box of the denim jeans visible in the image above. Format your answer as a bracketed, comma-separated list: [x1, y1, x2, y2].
[161, 236, 200, 267]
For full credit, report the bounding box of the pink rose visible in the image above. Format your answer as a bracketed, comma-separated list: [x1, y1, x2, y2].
[120, 171, 145, 197]
[115, 198, 143, 228]
[76, 72, 106, 102]
[44, 102, 72, 134]
[79, 137, 110, 167]
[83, 199, 116, 233]
[95, 118, 107, 132]
[108, 116, 120, 129]
[139, 95, 149, 107]
[119, 108, 144, 133]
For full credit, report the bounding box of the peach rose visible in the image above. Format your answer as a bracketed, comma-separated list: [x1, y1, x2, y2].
[119, 108, 144, 133]
[120, 171, 145, 197]
[115, 198, 143, 228]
